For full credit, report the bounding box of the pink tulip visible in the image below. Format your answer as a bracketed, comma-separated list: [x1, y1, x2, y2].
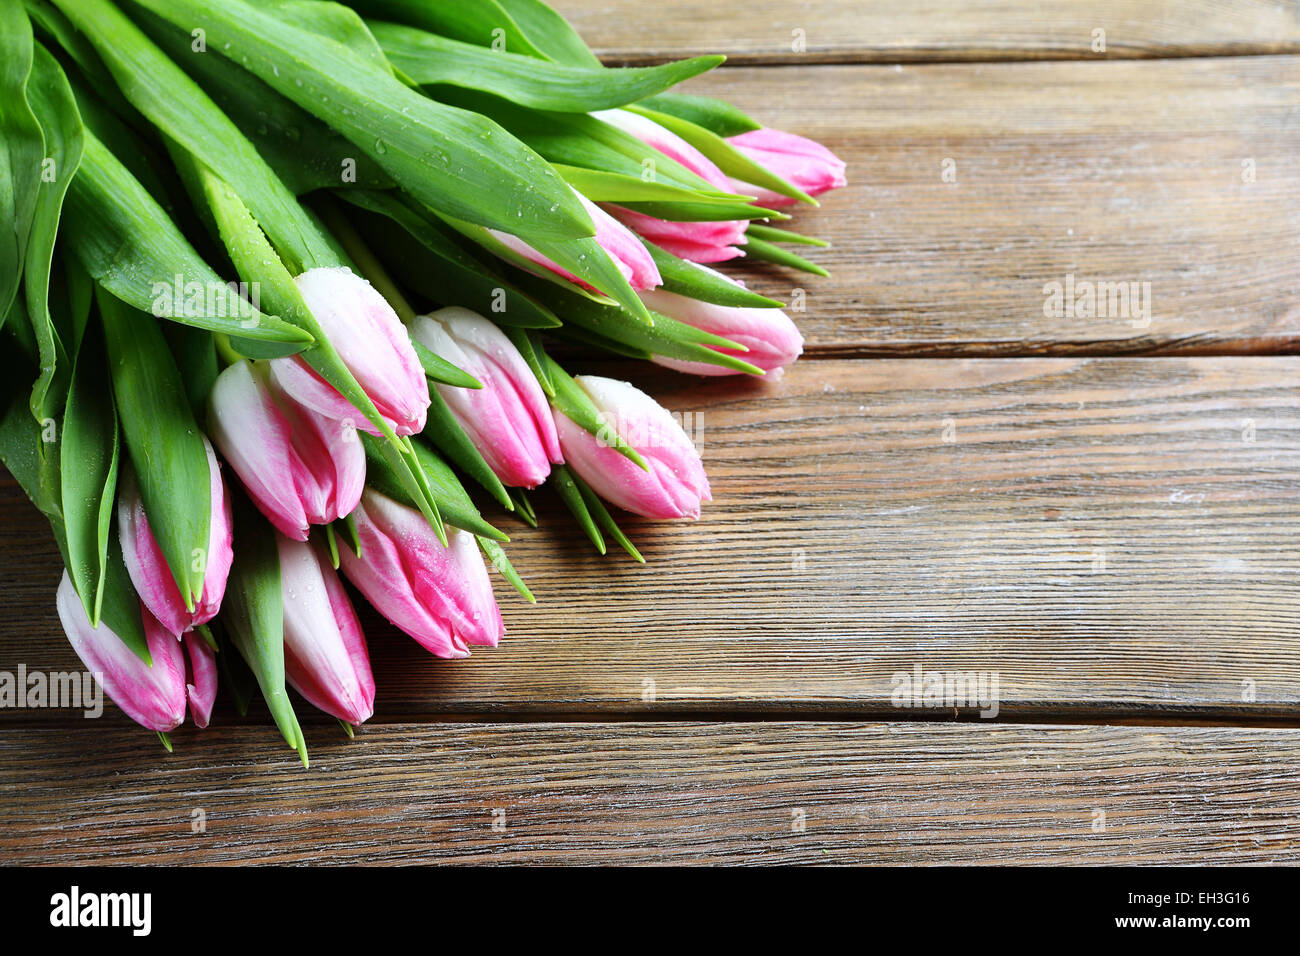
[56, 572, 216, 731]
[209, 361, 365, 540]
[118, 437, 234, 638]
[592, 108, 748, 264]
[725, 127, 847, 208]
[639, 267, 803, 376]
[489, 191, 661, 292]
[411, 308, 561, 488]
[611, 208, 748, 264]
[591, 109, 733, 191]
[270, 267, 430, 437]
[554, 375, 710, 519]
[339, 490, 504, 659]
[277, 535, 374, 726]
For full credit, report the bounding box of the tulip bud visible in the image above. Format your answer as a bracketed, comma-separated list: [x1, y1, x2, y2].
[339, 490, 504, 659]
[490, 191, 661, 292]
[209, 361, 365, 540]
[118, 437, 234, 638]
[278, 535, 374, 726]
[725, 128, 847, 207]
[554, 375, 710, 519]
[56, 572, 215, 731]
[592, 109, 747, 263]
[411, 308, 561, 488]
[270, 266, 430, 437]
[639, 267, 803, 376]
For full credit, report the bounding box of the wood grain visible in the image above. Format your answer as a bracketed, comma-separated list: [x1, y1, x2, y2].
[1, 722, 1295, 864]
[555, 0, 1300, 64]
[4, 1, 1300, 866]
[674, 57, 1300, 355]
[5, 358, 1298, 721]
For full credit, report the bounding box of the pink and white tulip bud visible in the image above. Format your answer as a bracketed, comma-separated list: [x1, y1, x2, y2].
[339, 490, 504, 659]
[725, 128, 847, 208]
[118, 437, 234, 638]
[277, 535, 374, 726]
[490, 191, 661, 292]
[639, 267, 803, 376]
[270, 266, 430, 437]
[56, 573, 216, 731]
[592, 108, 748, 264]
[612, 207, 748, 264]
[411, 308, 561, 488]
[554, 375, 710, 520]
[209, 361, 365, 541]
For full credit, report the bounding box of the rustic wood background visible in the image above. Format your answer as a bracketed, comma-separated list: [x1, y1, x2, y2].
[2, 0, 1299, 864]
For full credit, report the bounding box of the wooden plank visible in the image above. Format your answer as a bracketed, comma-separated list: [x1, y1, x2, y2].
[4, 357, 1299, 720]
[672, 57, 1300, 355]
[0, 722, 1296, 864]
[555, 0, 1300, 64]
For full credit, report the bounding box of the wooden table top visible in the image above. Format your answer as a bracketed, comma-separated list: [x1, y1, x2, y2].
[3, 0, 1299, 865]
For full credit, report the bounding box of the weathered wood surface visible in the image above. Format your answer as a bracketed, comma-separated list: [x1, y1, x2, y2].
[556, 0, 1300, 64]
[1, 722, 1295, 864]
[676, 57, 1300, 355]
[3, 3, 1299, 865]
[5, 358, 1298, 720]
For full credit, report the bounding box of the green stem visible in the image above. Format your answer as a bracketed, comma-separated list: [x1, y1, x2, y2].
[195, 622, 219, 652]
[324, 522, 340, 570]
[214, 333, 243, 367]
[316, 196, 417, 325]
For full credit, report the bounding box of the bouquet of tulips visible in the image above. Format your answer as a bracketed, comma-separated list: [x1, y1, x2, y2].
[0, 0, 846, 760]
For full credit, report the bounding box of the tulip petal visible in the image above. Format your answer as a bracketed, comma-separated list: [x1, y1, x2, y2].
[279, 536, 374, 725]
[640, 277, 803, 376]
[209, 362, 314, 539]
[339, 491, 503, 657]
[555, 376, 710, 520]
[117, 438, 232, 637]
[489, 191, 660, 294]
[271, 267, 430, 436]
[57, 573, 187, 732]
[726, 127, 847, 207]
[591, 109, 733, 192]
[183, 630, 218, 729]
[413, 310, 560, 487]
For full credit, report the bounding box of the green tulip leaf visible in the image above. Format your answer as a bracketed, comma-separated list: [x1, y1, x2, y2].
[130, 0, 597, 243]
[64, 132, 313, 353]
[643, 239, 784, 308]
[637, 92, 761, 139]
[339, 190, 562, 329]
[99, 288, 211, 611]
[23, 43, 82, 426]
[221, 494, 308, 766]
[374, 22, 721, 112]
[59, 320, 119, 625]
[743, 235, 831, 276]
[0, 1, 44, 327]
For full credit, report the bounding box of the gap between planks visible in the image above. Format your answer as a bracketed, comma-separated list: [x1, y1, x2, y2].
[658, 57, 1300, 356]
[2, 721, 1296, 864]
